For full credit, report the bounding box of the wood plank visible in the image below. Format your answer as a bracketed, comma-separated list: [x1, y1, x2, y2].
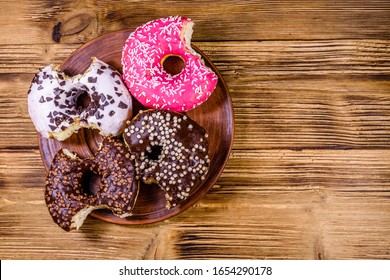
[221, 149, 390, 191]
[172, 191, 390, 259]
[1, 0, 390, 44]
[2, 40, 390, 74]
[232, 77, 390, 149]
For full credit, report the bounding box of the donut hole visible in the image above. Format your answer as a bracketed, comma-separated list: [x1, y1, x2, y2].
[146, 145, 163, 161]
[161, 55, 186, 76]
[76, 90, 91, 109]
[81, 170, 100, 195]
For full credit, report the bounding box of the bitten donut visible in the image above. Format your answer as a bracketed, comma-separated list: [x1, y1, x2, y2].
[45, 137, 139, 231]
[28, 57, 132, 141]
[122, 16, 218, 112]
[123, 109, 210, 208]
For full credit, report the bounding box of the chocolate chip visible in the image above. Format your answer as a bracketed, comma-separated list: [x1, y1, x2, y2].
[115, 92, 123, 97]
[39, 96, 46, 103]
[46, 97, 53, 102]
[88, 77, 97, 83]
[55, 117, 62, 125]
[53, 87, 61, 95]
[95, 111, 104, 119]
[118, 101, 128, 109]
[38, 85, 44, 90]
[59, 81, 66, 86]
[49, 124, 57, 131]
[31, 75, 39, 84]
[91, 92, 99, 102]
[109, 110, 115, 117]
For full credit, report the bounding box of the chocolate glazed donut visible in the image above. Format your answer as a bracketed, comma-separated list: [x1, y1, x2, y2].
[123, 109, 210, 209]
[45, 137, 139, 231]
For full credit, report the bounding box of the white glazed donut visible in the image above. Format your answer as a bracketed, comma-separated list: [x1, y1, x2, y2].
[28, 57, 132, 141]
[121, 16, 218, 112]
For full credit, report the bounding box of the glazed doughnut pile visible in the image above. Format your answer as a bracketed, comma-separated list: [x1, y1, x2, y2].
[28, 16, 217, 231]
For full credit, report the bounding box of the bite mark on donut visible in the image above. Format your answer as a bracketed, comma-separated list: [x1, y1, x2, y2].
[181, 20, 195, 53]
[123, 109, 210, 209]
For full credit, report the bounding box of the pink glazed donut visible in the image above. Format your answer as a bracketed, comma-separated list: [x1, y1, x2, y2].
[121, 16, 218, 112]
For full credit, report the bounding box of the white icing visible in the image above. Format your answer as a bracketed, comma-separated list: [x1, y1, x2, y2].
[28, 58, 132, 140]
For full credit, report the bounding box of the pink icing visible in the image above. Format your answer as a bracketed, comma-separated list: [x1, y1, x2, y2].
[121, 16, 218, 112]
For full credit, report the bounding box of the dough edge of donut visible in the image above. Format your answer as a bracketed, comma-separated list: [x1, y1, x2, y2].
[71, 205, 105, 231]
[182, 19, 196, 54]
[48, 119, 120, 141]
[71, 204, 135, 231]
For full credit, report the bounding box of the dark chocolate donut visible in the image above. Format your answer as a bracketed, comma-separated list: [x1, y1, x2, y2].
[45, 137, 139, 231]
[123, 109, 210, 208]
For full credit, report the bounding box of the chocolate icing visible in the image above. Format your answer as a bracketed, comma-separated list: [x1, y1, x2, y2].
[45, 137, 138, 231]
[123, 109, 210, 208]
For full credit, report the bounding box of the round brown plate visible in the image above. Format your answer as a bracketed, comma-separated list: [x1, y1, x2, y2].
[38, 29, 234, 224]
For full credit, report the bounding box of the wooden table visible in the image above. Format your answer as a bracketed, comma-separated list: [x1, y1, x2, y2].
[1, 0, 389, 260]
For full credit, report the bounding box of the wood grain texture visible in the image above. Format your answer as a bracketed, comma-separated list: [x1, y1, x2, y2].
[2, 0, 390, 44]
[0, 0, 390, 260]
